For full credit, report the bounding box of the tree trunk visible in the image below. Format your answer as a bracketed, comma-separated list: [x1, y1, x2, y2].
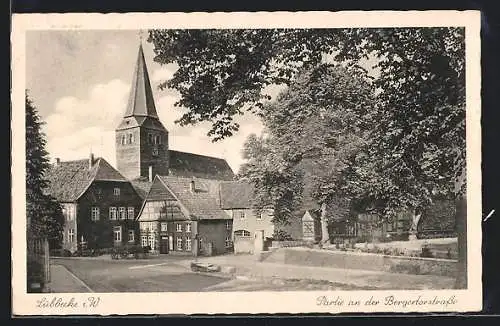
[409, 210, 422, 240]
[320, 202, 329, 243]
[455, 195, 467, 289]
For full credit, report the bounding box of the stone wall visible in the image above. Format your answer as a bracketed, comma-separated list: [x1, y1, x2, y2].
[264, 247, 457, 277]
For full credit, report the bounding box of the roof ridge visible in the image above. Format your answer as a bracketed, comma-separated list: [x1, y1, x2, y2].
[169, 149, 230, 162]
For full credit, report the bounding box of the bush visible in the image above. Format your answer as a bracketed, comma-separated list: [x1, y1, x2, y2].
[420, 246, 434, 258]
[272, 230, 293, 241]
[50, 249, 72, 257]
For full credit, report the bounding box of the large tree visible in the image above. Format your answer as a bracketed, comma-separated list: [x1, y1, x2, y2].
[26, 92, 64, 246]
[238, 64, 376, 242]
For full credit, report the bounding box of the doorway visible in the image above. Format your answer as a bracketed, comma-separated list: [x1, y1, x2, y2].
[159, 235, 169, 254]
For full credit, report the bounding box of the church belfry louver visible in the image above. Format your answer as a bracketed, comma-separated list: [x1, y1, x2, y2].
[115, 43, 170, 180]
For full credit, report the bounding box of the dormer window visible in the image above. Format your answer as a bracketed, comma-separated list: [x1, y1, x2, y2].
[148, 133, 153, 144]
[128, 133, 134, 144]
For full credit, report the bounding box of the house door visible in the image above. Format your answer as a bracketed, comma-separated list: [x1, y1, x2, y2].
[159, 235, 169, 254]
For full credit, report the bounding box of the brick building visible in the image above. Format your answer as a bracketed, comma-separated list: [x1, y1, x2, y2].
[45, 155, 143, 252]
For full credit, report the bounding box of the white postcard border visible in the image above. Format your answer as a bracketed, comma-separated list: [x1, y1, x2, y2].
[11, 11, 482, 315]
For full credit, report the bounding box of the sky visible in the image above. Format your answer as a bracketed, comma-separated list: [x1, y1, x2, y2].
[26, 30, 274, 174]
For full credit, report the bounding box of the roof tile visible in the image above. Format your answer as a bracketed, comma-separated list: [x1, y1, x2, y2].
[158, 176, 230, 220]
[168, 150, 235, 181]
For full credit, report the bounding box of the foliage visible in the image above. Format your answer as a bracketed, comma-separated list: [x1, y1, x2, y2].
[26, 92, 64, 242]
[272, 230, 294, 241]
[150, 27, 466, 223]
[238, 64, 376, 225]
[238, 133, 304, 225]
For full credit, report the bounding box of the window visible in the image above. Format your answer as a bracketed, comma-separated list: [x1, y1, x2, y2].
[121, 135, 126, 145]
[161, 223, 168, 232]
[64, 204, 76, 221]
[128, 230, 135, 243]
[113, 188, 120, 197]
[68, 229, 75, 243]
[148, 133, 153, 144]
[185, 238, 192, 251]
[128, 133, 134, 144]
[109, 207, 117, 220]
[119, 207, 126, 220]
[225, 236, 231, 248]
[257, 211, 263, 220]
[127, 207, 135, 219]
[148, 234, 156, 250]
[176, 236, 183, 250]
[234, 230, 251, 237]
[225, 221, 231, 230]
[176, 223, 182, 232]
[185, 223, 191, 233]
[154, 135, 161, 145]
[141, 235, 148, 247]
[113, 226, 122, 242]
[91, 207, 100, 221]
[238, 210, 246, 219]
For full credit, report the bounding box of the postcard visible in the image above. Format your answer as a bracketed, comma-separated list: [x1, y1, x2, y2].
[11, 11, 482, 315]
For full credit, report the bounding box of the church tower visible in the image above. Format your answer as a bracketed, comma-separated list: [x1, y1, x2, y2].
[115, 43, 169, 181]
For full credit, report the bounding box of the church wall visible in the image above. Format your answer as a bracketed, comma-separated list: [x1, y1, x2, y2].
[139, 127, 169, 178]
[116, 127, 141, 180]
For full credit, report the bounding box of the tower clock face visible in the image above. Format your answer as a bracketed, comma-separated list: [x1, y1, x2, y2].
[152, 148, 159, 156]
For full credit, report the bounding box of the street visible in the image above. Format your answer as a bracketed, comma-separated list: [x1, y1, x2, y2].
[51, 257, 231, 292]
[50, 256, 368, 292]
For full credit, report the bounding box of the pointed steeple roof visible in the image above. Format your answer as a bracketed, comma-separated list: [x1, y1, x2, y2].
[124, 43, 159, 118]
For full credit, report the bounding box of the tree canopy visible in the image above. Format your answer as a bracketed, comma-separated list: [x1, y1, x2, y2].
[149, 27, 466, 217]
[238, 64, 376, 226]
[26, 93, 64, 243]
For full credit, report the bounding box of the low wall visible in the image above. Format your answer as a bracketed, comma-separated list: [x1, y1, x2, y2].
[234, 236, 254, 254]
[265, 247, 457, 277]
[271, 240, 313, 248]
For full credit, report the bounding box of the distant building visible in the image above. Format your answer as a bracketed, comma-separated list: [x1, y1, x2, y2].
[219, 181, 303, 254]
[45, 155, 143, 252]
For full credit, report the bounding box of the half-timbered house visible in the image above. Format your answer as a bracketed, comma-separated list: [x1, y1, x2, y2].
[137, 175, 232, 256]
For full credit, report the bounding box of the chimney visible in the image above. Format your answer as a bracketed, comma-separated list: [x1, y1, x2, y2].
[148, 165, 153, 182]
[54, 158, 60, 167]
[190, 179, 195, 193]
[89, 153, 94, 170]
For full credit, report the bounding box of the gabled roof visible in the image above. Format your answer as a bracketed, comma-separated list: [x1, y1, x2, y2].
[123, 43, 159, 119]
[157, 176, 230, 220]
[45, 157, 128, 202]
[219, 181, 255, 209]
[130, 178, 153, 200]
[168, 150, 235, 181]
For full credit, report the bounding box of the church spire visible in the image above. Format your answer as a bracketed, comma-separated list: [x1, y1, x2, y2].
[123, 43, 159, 118]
